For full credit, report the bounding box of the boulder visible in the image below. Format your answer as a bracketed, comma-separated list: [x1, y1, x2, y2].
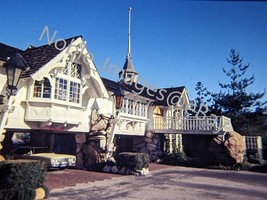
[111, 165, 119, 174]
[91, 120, 107, 131]
[209, 131, 246, 165]
[224, 131, 246, 163]
[145, 138, 153, 143]
[102, 165, 111, 173]
[125, 168, 132, 175]
[146, 132, 153, 139]
[146, 143, 156, 152]
[119, 167, 126, 175]
[91, 109, 109, 131]
[140, 147, 148, 154]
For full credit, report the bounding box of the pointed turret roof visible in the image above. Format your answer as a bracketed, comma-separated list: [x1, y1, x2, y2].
[121, 7, 138, 75]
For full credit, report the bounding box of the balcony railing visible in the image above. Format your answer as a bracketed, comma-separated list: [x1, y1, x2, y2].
[153, 115, 233, 134]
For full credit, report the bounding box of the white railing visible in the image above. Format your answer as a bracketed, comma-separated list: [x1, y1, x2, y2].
[244, 136, 262, 150]
[220, 116, 233, 132]
[153, 115, 233, 133]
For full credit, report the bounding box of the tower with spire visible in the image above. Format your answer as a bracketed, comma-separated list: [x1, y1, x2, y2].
[119, 7, 138, 83]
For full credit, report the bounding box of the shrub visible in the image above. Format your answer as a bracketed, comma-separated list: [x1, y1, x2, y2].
[162, 151, 190, 166]
[0, 160, 47, 200]
[115, 152, 149, 170]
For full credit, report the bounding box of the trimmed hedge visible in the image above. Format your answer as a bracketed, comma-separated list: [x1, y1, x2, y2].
[115, 152, 149, 170]
[0, 160, 47, 200]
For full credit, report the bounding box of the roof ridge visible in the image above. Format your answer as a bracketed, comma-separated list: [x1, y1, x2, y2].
[25, 35, 82, 51]
[0, 42, 18, 49]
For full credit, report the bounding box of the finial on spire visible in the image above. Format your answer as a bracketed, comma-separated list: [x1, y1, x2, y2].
[127, 7, 132, 59]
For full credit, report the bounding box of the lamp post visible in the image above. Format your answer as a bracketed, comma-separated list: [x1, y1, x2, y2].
[4, 51, 29, 98]
[0, 52, 29, 153]
[114, 83, 125, 111]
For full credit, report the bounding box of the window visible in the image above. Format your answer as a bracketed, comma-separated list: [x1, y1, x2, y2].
[69, 81, 80, 103]
[54, 60, 82, 103]
[33, 78, 51, 98]
[70, 62, 81, 78]
[55, 78, 67, 101]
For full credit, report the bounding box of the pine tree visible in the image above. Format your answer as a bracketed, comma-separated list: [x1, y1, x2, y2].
[197, 48, 267, 158]
[194, 81, 211, 114]
[210, 48, 266, 117]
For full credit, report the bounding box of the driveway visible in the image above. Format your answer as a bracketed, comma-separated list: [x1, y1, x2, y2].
[48, 166, 267, 200]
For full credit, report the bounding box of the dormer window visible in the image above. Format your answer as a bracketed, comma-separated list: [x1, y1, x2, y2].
[33, 78, 51, 98]
[54, 60, 82, 104]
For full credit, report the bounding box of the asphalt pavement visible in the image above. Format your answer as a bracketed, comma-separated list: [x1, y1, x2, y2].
[47, 166, 267, 200]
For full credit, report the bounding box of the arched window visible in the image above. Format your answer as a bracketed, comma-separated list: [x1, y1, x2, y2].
[33, 78, 51, 98]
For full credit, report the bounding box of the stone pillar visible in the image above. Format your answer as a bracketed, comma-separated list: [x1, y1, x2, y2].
[133, 131, 163, 162]
[75, 133, 86, 169]
[83, 140, 103, 170]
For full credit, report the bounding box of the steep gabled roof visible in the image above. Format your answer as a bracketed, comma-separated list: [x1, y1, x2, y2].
[20, 35, 82, 78]
[102, 77, 186, 106]
[1, 36, 82, 78]
[0, 43, 22, 62]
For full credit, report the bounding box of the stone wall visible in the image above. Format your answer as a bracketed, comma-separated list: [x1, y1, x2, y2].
[133, 132, 184, 162]
[75, 132, 107, 170]
[133, 131, 163, 162]
[75, 109, 114, 170]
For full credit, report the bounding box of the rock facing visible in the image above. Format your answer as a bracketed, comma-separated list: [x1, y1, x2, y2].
[209, 131, 246, 165]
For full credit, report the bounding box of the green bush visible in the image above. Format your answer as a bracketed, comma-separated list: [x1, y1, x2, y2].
[115, 152, 149, 170]
[0, 160, 47, 200]
[162, 151, 190, 166]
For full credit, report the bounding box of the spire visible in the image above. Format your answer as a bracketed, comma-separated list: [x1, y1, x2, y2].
[127, 7, 132, 59]
[119, 7, 138, 82]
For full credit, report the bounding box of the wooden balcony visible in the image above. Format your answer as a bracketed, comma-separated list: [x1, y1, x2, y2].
[153, 115, 233, 135]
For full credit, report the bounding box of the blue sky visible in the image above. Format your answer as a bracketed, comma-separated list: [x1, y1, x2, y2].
[1, 0, 267, 102]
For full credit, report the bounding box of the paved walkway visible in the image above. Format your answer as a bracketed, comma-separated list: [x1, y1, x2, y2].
[47, 166, 267, 200]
